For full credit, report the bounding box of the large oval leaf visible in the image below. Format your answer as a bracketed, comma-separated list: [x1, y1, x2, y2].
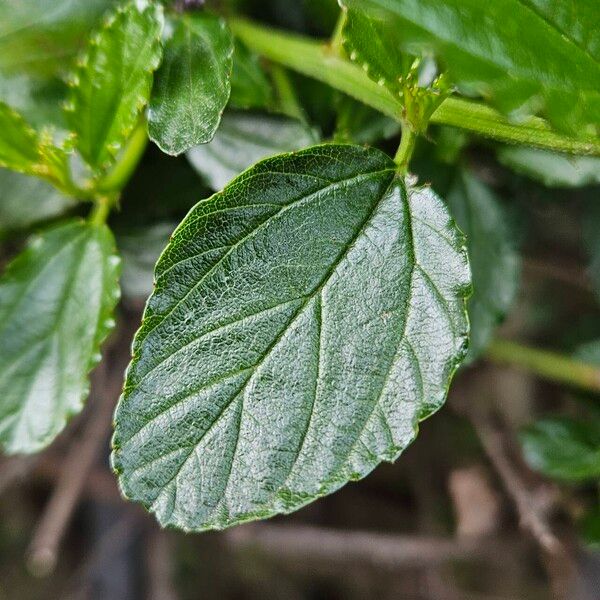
[341, 0, 600, 134]
[0, 220, 120, 454]
[148, 12, 233, 156]
[112, 145, 470, 531]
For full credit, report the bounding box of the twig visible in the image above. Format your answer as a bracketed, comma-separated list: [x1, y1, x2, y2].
[522, 257, 590, 291]
[469, 410, 579, 600]
[225, 523, 513, 570]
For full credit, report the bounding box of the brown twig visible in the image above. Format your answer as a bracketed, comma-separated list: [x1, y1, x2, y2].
[469, 409, 579, 599]
[0, 455, 39, 496]
[146, 529, 178, 600]
[225, 522, 514, 570]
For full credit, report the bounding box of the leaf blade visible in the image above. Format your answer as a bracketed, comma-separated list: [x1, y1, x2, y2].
[112, 144, 470, 531]
[148, 12, 233, 156]
[0, 220, 120, 454]
[66, 1, 163, 170]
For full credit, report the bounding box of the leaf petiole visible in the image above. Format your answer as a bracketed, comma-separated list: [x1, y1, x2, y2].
[394, 126, 417, 174]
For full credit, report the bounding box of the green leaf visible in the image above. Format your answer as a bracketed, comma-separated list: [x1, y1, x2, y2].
[0, 221, 120, 454]
[520, 417, 600, 482]
[148, 12, 233, 156]
[497, 147, 600, 188]
[341, 0, 600, 134]
[445, 170, 520, 361]
[186, 111, 319, 190]
[0, 0, 116, 78]
[342, 6, 409, 95]
[117, 222, 174, 300]
[112, 144, 470, 531]
[335, 96, 399, 144]
[229, 41, 273, 110]
[0, 169, 75, 233]
[66, 1, 163, 171]
[0, 102, 42, 172]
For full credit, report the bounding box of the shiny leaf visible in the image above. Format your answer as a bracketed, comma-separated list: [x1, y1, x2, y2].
[0, 221, 120, 454]
[229, 41, 273, 110]
[66, 1, 163, 170]
[187, 111, 318, 190]
[112, 144, 470, 531]
[341, 0, 600, 134]
[148, 12, 233, 155]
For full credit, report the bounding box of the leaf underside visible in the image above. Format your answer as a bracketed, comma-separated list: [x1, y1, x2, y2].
[112, 144, 470, 532]
[148, 12, 233, 156]
[0, 221, 120, 454]
[341, 0, 600, 134]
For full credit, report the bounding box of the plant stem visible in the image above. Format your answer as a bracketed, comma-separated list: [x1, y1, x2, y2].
[486, 339, 600, 393]
[330, 9, 347, 56]
[270, 64, 306, 122]
[89, 195, 114, 226]
[394, 126, 416, 174]
[230, 18, 600, 156]
[97, 120, 148, 193]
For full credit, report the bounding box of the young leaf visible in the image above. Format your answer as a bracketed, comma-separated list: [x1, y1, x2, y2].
[148, 12, 233, 155]
[497, 147, 600, 188]
[112, 144, 470, 531]
[66, 1, 163, 171]
[520, 418, 600, 482]
[0, 102, 43, 173]
[0, 221, 120, 454]
[187, 111, 319, 190]
[229, 41, 273, 110]
[0, 169, 75, 233]
[341, 0, 600, 134]
[445, 170, 520, 361]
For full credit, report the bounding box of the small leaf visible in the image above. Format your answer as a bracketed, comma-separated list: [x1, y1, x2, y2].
[229, 41, 273, 110]
[341, 0, 600, 134]
[0, 220, 120, 454]
[520, 417, 600, 482]
[497, 147, 600, 188]
[0, 0, 116, 78]
[66, 1, 163, 171]
[112, 144, 470, 531]
[335, 96, 399, 144]
[0, 102, 42, 172]
[148, 12, 233, 155]
[0, 168, 75, 233]
[445, 170, 520, 361]
[187, 111, 319, 190]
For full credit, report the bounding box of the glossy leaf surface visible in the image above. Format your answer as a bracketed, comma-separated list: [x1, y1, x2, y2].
[445, 170, 520, 361]
[187, 111, 318, 190]
[341, 0, 600, 134]
[66, 1, 163, 170]
[0, 221, 120, 454]
[148, 12, 233, 155]
[520, 417, 600, 482]
[112, 144, 470, 531]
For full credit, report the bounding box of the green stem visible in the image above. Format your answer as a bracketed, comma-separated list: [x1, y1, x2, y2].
[89, 194, 114, 226]
[97, 120, 148, 193]
[487, 339, 600, 393]
[330, 9, 347, 56]
[270, 64, 306, 122]
[230, 18, 600, 156]
[394, 126, 417, 174]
